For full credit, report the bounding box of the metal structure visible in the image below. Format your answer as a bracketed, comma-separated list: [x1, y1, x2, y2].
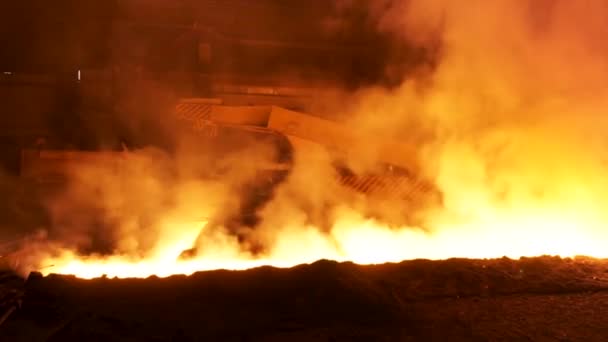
[18, 100, 441, 248]
[174, 100, 441, 218]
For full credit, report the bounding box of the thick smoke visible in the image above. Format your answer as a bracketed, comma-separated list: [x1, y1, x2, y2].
[255, 0, 608, 259]
[13, 0, 608, 277]
[331, 0, 608, 253]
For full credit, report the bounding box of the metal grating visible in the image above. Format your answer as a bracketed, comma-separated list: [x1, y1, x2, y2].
[175, 101, 218, 137]
[337, 173, 438, 204]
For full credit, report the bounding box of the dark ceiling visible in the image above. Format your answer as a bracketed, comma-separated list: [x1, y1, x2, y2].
[0, 0, 436, 88]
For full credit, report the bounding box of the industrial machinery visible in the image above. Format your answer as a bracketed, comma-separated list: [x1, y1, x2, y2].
[20, 99, 441, 253]
[174, 99, 441, 243]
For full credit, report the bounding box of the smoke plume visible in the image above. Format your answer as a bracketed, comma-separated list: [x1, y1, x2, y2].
[12, 0, 608, 277]
[334, 0, 608, 255]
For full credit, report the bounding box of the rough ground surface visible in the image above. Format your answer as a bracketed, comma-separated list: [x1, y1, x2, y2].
[0, 256, 607, 341]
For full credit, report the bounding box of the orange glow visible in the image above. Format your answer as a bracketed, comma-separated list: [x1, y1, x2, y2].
[38, 204, 607, 279]
[17, 1, 608, 279]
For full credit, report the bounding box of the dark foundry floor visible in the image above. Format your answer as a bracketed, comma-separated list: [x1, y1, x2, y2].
[0, 256, 607, 341]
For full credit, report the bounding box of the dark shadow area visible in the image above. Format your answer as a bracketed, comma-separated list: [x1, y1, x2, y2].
[0, 257, 607, 341]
